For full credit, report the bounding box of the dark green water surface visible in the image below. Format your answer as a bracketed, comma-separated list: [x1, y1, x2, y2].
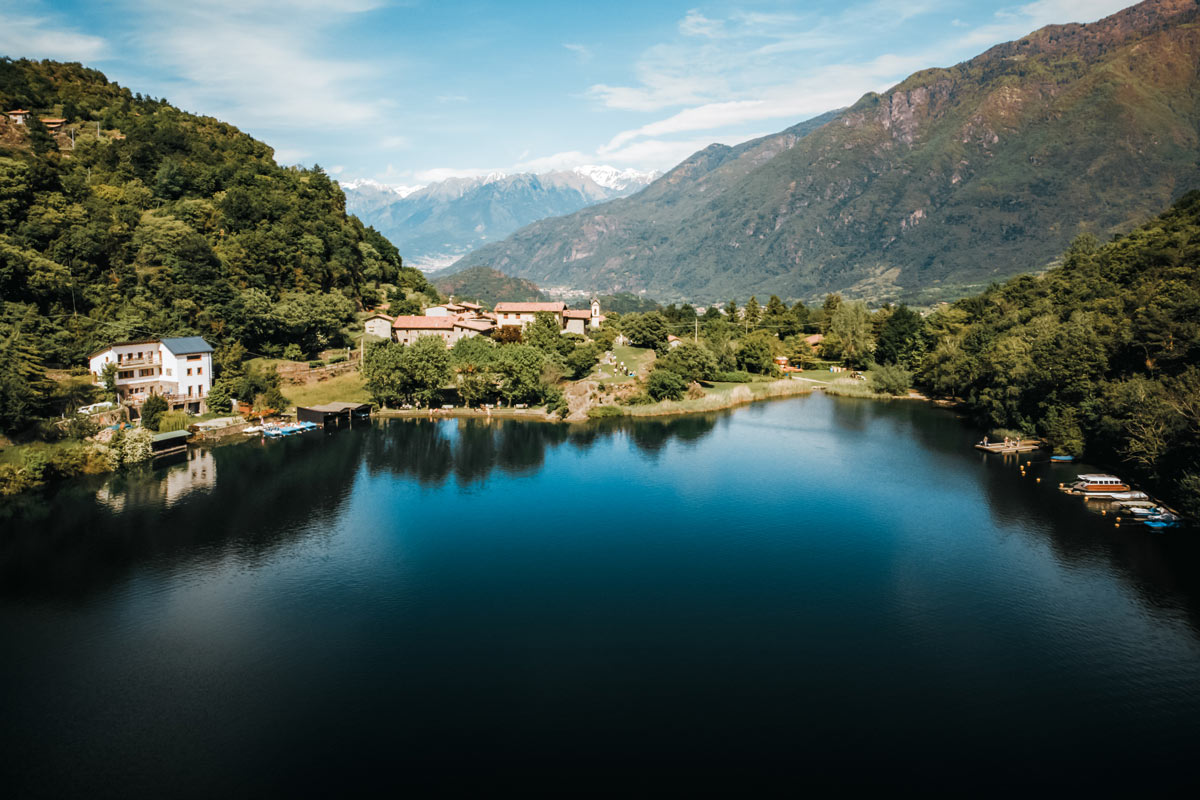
[3, 394, 1199, 794]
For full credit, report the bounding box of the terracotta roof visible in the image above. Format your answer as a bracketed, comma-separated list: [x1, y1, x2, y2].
[6, 109, 30, 115]
[493, 302, 566, 313]
[363, 312, 393, 321]
[563, 309, 592, 319]
[804, 334, 825, 345]
[40, 118, 66, 123]
[455, 319, 495, 332]
[391, 315, 455, 329]
[667, 334, 681, 342]
[459, 301, 483, 310]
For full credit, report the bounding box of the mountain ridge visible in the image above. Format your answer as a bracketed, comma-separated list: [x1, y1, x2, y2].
[453, 0, 1200, 303]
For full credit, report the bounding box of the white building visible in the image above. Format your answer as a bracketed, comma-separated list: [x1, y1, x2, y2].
[363, 312, 394, 339]
[88, 336, 214, 414]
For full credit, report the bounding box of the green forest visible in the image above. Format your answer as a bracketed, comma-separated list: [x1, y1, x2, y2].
[0, 58, 435, 431]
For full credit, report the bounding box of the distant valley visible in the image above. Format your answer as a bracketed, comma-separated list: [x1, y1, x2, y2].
[342, 166, 657, 270]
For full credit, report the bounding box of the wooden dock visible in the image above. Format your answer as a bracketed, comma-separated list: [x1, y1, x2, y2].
[975, 439, 1042, 454]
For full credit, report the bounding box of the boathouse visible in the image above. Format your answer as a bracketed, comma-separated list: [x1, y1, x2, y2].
[151, 429, 191, 458]
[297, 402, 371, 429]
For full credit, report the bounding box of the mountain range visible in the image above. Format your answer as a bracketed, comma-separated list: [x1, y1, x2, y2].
[342, 166, 657, 269]
[452, 0, 1200, 304]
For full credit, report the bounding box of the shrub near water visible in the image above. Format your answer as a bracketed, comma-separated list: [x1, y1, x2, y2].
[869, 364, 912, 396]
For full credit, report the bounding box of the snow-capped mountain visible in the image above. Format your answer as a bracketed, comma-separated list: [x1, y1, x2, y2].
[341, 166, 659, 269]
[571, 165, 659, 192]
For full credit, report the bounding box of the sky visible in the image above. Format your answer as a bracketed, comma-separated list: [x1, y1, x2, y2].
[0, 0, 1133, 186]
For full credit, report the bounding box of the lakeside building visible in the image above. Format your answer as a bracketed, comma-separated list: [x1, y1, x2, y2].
[88, 337, 214, 414]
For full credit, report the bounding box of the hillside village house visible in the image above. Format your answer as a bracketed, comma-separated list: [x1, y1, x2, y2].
[495, 298, 604, 334]
[89, 337, 214, 414]
[363, 312, 394, 339]
[388, 316, 495, 346]
[5, 109, 30, 124]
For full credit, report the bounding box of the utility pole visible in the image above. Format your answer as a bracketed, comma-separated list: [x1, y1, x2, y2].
[694, 318, 698, 343]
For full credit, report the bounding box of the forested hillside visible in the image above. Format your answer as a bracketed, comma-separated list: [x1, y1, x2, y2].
[914, 192, 1200, 513]
[0, 58, 434, 375]
[432, 266, 546, 305]
[457, 0, 1200, 303]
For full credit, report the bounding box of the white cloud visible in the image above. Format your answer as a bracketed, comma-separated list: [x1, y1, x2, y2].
[120, 0, 386, 130]
[272, 147, 311, 164]
[378, 135, 409, 149]
[0, 12, 107, 62]
[679, 10, 725, 38]
[563, 43, 593, 62]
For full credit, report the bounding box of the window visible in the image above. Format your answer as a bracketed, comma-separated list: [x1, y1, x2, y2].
[187, 355, 201, 361]
[118, 370, 133, 379]
[187, 386, 193, 397]
[139, 369, 155, 377]
[166, 368, 172, 376]
[186, 368, 192, 376]
[197, 367, 203, 376]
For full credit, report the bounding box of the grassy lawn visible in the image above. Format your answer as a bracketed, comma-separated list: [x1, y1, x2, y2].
[592, 345, 655, 385]
[281, 370, 368, 410]
[0, 438, 83, 467]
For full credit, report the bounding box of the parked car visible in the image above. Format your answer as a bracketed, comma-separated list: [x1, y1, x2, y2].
[78, 401, 116, 415]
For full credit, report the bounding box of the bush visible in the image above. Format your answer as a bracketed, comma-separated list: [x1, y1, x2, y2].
[646, 369, 688, 401]
[206, 380, 232, 414]
[141, 393, 168, 430]
[327, 354, 348, 365]
[686, 382, 706, 399]
[308, 360, 324, 369]
[157, 411, 192, 432]
[869, 364, 912, 396]
[283, 344, 304, 361]
[543, 386, 568, 418]
[587, 405, 624, 419]
[657, 341, 719, 383]
[716, 370, 755, 383]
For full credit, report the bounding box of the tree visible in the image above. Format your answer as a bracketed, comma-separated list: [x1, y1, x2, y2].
[565, 342, 601, 379]
[623, 312, 669, 349]
[646, 368, 688, 401]
[0, 309, 51, 433]
[824, 301, 873, 366]
[495, 344, 546, 406]
[363, 340, 406, 408]
[140, 393, 168, 430]
[736, 330, 778, 374]
[743, 296, 762, 328]
[524, 311, 572, 357]
[876, 305, 928, 369]
[400, 335, 452, 408]
[657, 340, 718, 383]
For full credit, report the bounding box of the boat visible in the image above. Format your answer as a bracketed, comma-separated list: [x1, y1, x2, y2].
[1120, 502, 1161, 517]
[1081, 490, 1149, 501]
[1050, 455, 1075, 462]
[1144, 512, 1182, 530]
[1062, 474, 1142, 498]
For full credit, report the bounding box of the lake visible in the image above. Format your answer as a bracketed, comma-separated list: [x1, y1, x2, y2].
[2, 393, 1199, 794]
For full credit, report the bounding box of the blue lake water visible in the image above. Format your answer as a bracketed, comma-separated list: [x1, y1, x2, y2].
[2, 393, 1199, 794]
